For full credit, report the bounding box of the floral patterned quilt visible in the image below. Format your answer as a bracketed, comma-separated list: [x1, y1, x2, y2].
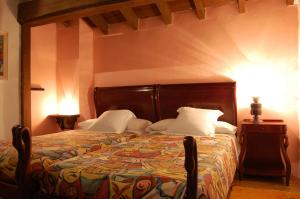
[34, 134, 238, 199]
[0, 130, 137, 184]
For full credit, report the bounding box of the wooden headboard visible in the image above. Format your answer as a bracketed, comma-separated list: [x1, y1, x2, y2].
[94, 82, 237, 125]
[94, 85, 158, 122]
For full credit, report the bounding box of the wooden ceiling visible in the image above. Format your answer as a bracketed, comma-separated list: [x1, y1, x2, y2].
[84, 0, 207, 34]
[18, 0, 294, 35]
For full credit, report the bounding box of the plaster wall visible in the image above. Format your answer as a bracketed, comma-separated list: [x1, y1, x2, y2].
[56, 19, 95, 121]
[30, 19, 95, 135]
[31, 24, 59, 135]
[78, 20, 95, 121]
[56, 21, 80, 116]
[0, 0, 20, 140]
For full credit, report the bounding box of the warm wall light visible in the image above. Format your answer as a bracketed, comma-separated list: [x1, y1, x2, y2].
[226, 61, 297, 114]
[42, 96, 57, 116]
[58, 94, 79, 115]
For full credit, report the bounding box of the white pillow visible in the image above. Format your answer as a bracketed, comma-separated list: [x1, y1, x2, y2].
[78, 119, 97, 129]
[145, 119, 176, 134]
[166, 107, 223, 136]
[126, 118, 152, 134]
[177, 107, 223, 122]
[215, 121, 237, 134]
[88, 110, 136, 133]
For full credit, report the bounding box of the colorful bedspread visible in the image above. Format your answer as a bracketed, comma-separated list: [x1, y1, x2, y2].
[0, 130, 136, 184]
[35, 134, 238, 199]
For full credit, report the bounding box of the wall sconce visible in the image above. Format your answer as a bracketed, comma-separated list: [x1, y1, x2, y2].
[250, 96, 262, 123]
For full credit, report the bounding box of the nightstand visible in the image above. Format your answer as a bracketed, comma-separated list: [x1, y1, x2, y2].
[239, 119, 291, 185]
[49, 114, 80, 130]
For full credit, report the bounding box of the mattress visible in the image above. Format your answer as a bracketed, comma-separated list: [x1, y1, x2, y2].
[0, 130, 137, 184]
[33, 134, 238, 199]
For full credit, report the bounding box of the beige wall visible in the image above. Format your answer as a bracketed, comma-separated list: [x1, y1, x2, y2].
[56, 19, 94, 121]
[55, 19, 94, 121]
[94, 0, 299, 176]
[31, 24, 59, 135]
[30, 20, 94, 134]
[78, 20, 95, 121]
[0, 0, 20, 140]
[56, 21, 80, 117]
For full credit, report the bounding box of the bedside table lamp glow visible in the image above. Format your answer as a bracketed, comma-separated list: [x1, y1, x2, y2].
[250, 96, 262, 123]
[59, 94, 79, 115]
[50, 94, 80, 130]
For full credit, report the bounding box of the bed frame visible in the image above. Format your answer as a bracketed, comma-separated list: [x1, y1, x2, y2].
[0, 125, 32, 199]
[1, 82, 237, 199]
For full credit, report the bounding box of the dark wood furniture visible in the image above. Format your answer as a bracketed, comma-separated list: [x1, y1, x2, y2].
[4, 82, 237, 199]
[49, 114, 80, 130]
[94, 82, 237, 125]
[158, 83, 237, 124]
[239, 119, 291, 185]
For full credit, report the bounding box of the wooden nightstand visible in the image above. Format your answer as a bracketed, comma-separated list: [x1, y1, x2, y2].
[49, 114, 80, 130]
[239, 119, 291, 185]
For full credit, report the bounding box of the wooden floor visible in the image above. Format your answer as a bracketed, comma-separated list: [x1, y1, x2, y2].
[1, 177, 299, 199]
[232, 175, 300, 193]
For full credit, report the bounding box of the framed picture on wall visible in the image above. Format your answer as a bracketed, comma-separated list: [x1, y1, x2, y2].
[0, 33, 8, 80]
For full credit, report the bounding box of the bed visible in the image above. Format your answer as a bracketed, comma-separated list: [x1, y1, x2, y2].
[0, 82, 237, 199]
[0, 129, 138, 198]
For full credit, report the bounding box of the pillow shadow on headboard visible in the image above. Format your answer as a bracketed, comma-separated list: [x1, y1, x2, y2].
[94, 85, 158, 122]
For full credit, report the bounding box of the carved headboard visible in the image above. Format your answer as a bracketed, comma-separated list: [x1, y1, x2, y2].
[94, 82, 237, 125]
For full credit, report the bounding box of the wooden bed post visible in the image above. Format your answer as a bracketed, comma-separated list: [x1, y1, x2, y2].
[20, 24, 31, 129]
[12, 125, 32, 199]
[183, 136, 198, 199]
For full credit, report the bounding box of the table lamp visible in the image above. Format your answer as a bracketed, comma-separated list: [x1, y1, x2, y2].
[250, 96, 262, 123]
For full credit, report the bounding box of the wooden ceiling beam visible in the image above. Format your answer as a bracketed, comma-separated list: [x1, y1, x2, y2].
[18, 0, 124, 24]
[156, 0, 173, 24]
[237, 0, 245, 13]
[89, 15, 109, 35]
[192, 0, 205, 19]
[18, 0, 176, 26]
[120, 7, 139, 30]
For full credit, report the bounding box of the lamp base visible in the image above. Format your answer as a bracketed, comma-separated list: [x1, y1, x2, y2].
[252, 116, 262, 123]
